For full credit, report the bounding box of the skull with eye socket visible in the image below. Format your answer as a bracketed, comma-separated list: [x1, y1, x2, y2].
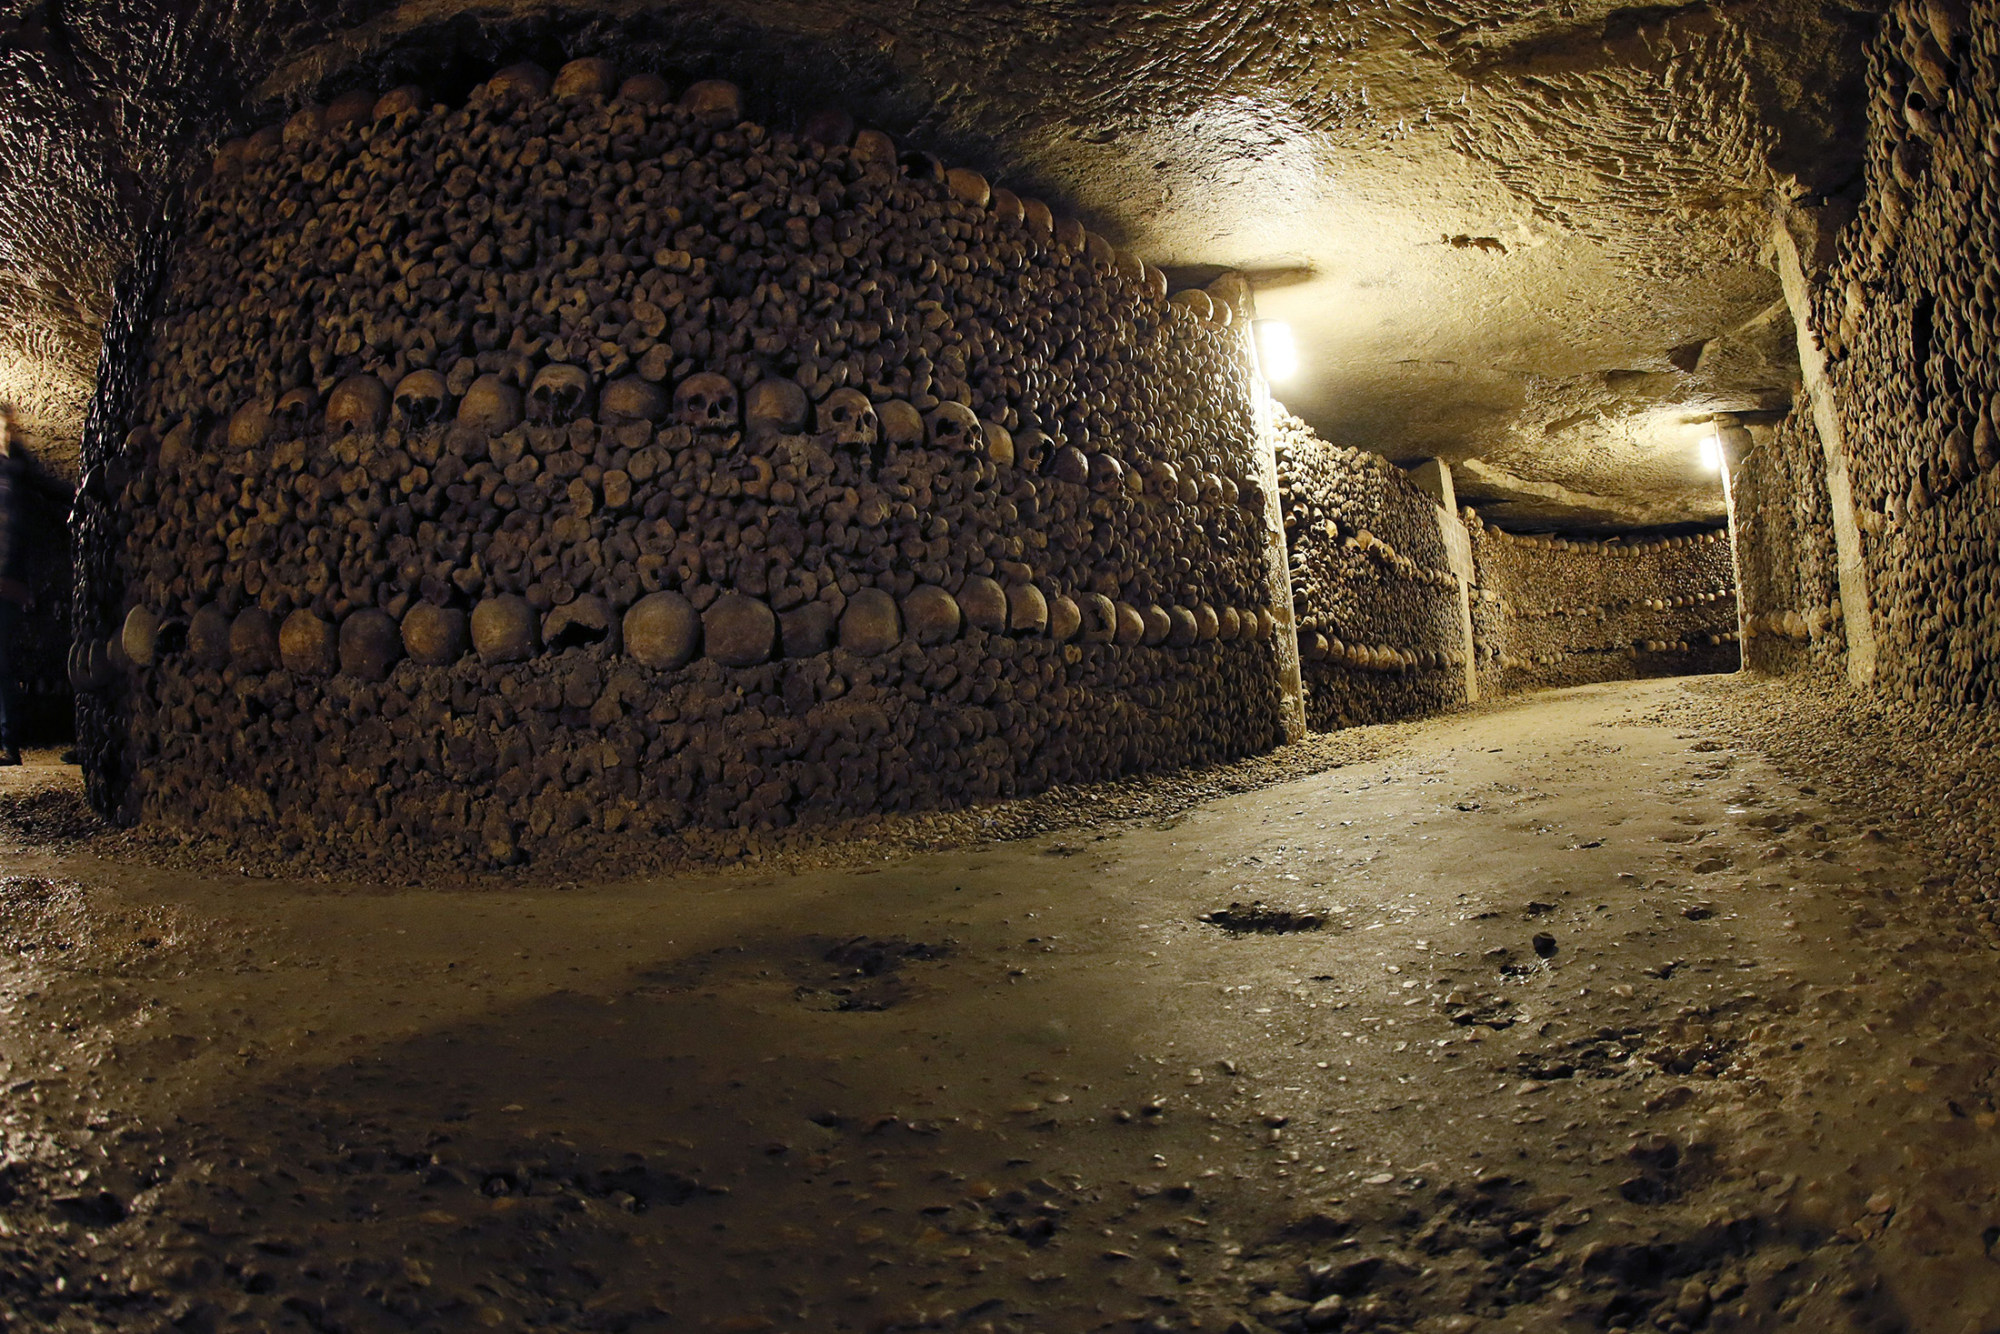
[527, 364, 592, 424]
[274, 387, 317, 437]
[816, 387, 878, 450]
[393, 369, 452, 428]
[925, 402, 980, 450]
[674, 372, 741, 433]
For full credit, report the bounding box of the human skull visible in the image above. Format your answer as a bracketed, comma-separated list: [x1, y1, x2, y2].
[981, 420, 1015, 466]
[230, 607, 280, 673]
[486, 63, 551, 104]
[876, 399, 923, 446]
[274, 387, 317, 436]
[122, 606, 161, 667]
[401, 602, 468, 666]
[1089, 453, 1125, 495]
[280, 609, 336, 675]
[618, 73, 672, 105]
[925, 402, 980, 450]
[282, 106, 323, 152]
[227, 400, 272, 450]
[600, 376, 669, 423]
[323, 89, 376, 132]
[186, 604, 230, 669]
[746, 378, 808, 437]
[473, 595, 540, 664]
[393, 369, 451, 428]
[528, 364, 592, 424]
[372, 85, 424, 121]
[1052, 445, 1091, 486]
[624, 592, 701, 670]
[674, 372, 741, 432]
[681, 79, 743, 123]
[326, 375, 389, 434]
[816, 387, 878, 449]
[552, 57, 617, 100]
[457, 375, 522, 432]
[339, 608, 403, 681]
[803, 108, 855, 147]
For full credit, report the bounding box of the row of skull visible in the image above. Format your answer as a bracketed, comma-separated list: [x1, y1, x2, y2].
[172, 367, 1263, 510]
[104, 579, 1278, 687]
[201, 368, 959, 450]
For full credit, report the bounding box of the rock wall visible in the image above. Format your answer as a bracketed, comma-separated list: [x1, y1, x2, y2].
[77, 59, 1291, 863]
[1272, 411, 1470, 731]
[1727, 405, 1847, 676]
[1467, 523, 1741, 696]
[1806, 0, 2000, 712]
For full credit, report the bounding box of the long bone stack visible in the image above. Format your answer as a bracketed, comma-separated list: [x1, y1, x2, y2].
[85, 56, 1290, 861]
[1802, 0, 2000, 712]
[1270, 410, 1471, 731]
[1465, 523, 1740, 694]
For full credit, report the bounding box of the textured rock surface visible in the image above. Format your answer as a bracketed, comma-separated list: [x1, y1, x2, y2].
[0, 1, 1877, 526]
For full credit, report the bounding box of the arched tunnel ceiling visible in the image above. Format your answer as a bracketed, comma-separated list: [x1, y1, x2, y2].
[0, 0, 1879, 528]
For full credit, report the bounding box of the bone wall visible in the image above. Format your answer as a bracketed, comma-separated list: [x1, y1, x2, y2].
[77, 60, 1289, 863]
[1806, 0, 2000, 713]
[1728, 404, 1847, 676]
[1272, 411, 1470, 731]
[1466, 523, 1741, 696]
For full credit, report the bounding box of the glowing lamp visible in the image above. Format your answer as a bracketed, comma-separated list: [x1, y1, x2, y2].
[1698, 434, 1722, 473]
[1253, 320, 1297, 383]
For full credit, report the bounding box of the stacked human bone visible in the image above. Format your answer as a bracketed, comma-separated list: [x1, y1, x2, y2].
[1806, 0, 2000, 712]
[97, 58, 1285, 861]
[1466, 522, 1739, 695]
[1726, 404, 1846, 676]
[1271, 410, 1468, 731]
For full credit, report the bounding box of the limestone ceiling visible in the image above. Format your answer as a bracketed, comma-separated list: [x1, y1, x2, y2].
[0, 0, 1881, 528]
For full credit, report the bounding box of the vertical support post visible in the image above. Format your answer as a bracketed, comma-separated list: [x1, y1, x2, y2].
[1714, 419, 1751, 666]
[1225, 277, 1307, 743]
[1410, 459, 1479, 704]
[1249, 376, 1308, 742]
[1769, 221, 1878, 688]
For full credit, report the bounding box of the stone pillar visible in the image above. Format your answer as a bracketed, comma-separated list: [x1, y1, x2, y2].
[1713, 417, 1751, 664]
[1410, 460, 1480, 705]
[1770, 220, 1877, 688]
[1227, 276, 1307, 743]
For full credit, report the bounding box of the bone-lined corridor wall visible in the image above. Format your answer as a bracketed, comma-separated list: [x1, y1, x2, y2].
[58, 50, 1794, 865]
[1793, 0, 2000, 712]
[1466, 522, 1740, 697]
[1273, 410, 1471, 732]
[78, 60, 1292, 861]
[1728, 405, 1848, 677]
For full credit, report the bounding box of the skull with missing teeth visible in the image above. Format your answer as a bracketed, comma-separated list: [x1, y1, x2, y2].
[925, 401, 980, 450]
[393, 369, 450, 428]
[817, 388, 878, 449]
[675, 372, 740, 432]
[527, 364, 591, 424]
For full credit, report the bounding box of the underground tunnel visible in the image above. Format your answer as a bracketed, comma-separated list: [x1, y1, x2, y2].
[0, 0, 1998, 1329]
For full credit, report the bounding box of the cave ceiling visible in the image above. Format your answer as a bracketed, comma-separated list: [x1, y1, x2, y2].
[0, 0, 1880, 528]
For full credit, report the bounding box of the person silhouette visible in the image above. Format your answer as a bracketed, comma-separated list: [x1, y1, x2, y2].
[0, 404, 26, 765]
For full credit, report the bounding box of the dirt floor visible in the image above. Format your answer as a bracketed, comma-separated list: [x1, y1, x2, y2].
[1, 674, 1998, 1333]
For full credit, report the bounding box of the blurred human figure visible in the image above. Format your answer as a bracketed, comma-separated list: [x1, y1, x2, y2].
[0, 405, 25, 765]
